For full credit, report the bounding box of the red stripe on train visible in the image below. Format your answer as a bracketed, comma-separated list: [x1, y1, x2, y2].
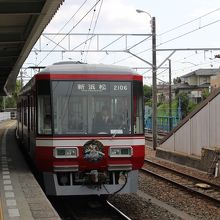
[35, 73, 142, 81]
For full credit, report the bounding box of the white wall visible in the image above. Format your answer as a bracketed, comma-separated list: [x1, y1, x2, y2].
[0, 112, 10, 122]
[160, 92, 220, 157]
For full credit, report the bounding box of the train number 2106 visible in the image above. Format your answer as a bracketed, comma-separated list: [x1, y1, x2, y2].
[113, 85, 128, 91]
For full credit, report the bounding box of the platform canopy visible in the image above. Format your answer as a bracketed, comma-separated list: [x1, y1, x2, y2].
[0, 0, 64, 95]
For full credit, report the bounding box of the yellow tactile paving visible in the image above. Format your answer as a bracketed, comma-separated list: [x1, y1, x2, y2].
[0, 198, 3, 220]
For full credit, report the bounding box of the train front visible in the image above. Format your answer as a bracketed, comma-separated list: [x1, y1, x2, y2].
[35, 64, 145, 195]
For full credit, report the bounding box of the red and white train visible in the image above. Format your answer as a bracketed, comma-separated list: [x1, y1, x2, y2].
[17, 62, 145, 196]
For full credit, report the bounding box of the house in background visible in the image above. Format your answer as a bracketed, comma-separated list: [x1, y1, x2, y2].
[174, 68, 220, 103]
[210, 72, 220, 90]
[157, 83, 175, 103]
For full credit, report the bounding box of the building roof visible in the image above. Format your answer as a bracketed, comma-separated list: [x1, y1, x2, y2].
[0, 0, 64, 95]
[180, 68, 220, 78]
[173, 83, 210, 90]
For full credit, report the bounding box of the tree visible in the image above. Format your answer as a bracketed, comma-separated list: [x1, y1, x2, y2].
[158, 93, 165, 104]
[143, 85, 152, 106]
[201, 88, 210, 100]
[0, 80, 22, 110]
[175, 92, 199, 119]
[175, 92, 189, 119]
[173, 77, 181, 84]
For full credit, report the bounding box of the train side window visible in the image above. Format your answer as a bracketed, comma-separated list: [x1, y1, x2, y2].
[24, 100, 27, 126]
[38, 96, 52, 134]
[133, 82, 144, 134]
[37, 81, 52, 135]
[30, 97, 33, 131]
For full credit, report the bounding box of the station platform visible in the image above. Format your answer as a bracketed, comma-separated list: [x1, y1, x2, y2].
[0, 120, 60, 220]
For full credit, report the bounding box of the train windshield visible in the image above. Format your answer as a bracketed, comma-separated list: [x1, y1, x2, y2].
[51, 81, 132, 135]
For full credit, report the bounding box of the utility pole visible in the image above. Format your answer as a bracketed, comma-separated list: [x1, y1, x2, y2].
[152, 17, 157, 150]
[168, 59, 172, 132]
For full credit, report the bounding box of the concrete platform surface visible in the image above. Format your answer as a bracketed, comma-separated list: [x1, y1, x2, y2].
[0, 121, 60, 220]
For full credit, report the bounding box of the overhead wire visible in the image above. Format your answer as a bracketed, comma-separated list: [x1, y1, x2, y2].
[159, 7, 220, 36]
[64, 0, 103, 61]
[41, 0, 89, 50]
[138, 8, 220, 84]
[83, 0, 104, 62]
[80, 1, 98, 62]
[172, 59, 220, 74]
[113, 18, 220, 65]
[37, 0, 101, 65]
[112, 7, 220, 65]
[158, 18, 220, 47]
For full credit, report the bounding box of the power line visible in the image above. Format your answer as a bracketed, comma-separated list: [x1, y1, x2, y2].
[83, 0, 104, 62]
[41, 0, 89, 50]
[172, 58, 220, 74]
[115, 17, 220, 65]
[159, 7, 220, 36]
[81, 1, 98, 61]
[112, 7, 220, 65]
[158, 18, 220, 47]
[37, 0, 101, 65]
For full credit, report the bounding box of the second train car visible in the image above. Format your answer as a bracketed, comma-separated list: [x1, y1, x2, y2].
[17, 62, 145, 196]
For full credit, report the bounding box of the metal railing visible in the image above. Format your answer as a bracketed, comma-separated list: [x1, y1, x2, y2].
[145, 116, 181, 132]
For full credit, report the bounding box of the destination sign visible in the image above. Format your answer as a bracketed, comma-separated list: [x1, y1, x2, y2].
[75, 81, 131, 94]
[52, 81, 131, 95]
[76, 82, 109, 92]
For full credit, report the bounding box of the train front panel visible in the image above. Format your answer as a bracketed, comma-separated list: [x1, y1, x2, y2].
[35, 136, 144, 195]
[18, 63, 145, 195]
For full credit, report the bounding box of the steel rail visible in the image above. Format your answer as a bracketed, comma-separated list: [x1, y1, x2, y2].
[144, 159, 220, 188]
[141, 161, 220, 205]
[106, 200, 132, 220]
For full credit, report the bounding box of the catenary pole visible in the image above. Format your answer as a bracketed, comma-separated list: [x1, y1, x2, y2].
[169, 59, 172, 132]
[152, 17, 157, 150]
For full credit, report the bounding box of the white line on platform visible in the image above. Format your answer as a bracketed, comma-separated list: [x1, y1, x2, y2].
[1, 127, 20, 217]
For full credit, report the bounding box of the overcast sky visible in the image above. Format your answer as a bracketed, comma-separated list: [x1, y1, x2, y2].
[24, 0, 220, 85]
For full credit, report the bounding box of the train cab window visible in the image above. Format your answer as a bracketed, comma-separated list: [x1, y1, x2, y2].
[133, 82, 144, 134]
[92, 96, 131, 134]
[37, 81, 52, 135]
[52, 81, 87, 134]
[51, 81, 131, 136]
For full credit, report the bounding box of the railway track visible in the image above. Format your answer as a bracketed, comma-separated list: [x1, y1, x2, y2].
[145, 131, 168, 142]
[141, 159, 220, 205]
[106, 200, 132, 220]
[49, 195, 131, 220]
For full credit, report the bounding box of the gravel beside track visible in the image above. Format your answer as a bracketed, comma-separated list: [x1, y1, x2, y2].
[143, 160, 220, 203]
[145, 146, 220, 186]
[109, 171, 219, 220]
[139, 172, 220, 219]
[109, 146, 220, 220]
[108, 193, 182, 220]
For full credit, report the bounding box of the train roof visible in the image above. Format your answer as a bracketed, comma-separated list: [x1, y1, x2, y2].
[19, 63, 142, 95]
[39, 63, 139, 75]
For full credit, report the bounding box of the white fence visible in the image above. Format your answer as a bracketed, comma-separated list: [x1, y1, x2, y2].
[0, 112, 11, 122]
[160, 90, 220, 157]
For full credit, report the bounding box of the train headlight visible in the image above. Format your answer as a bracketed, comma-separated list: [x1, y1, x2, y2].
[109, 146, 133, 158]
[54, 147, 78, 158]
